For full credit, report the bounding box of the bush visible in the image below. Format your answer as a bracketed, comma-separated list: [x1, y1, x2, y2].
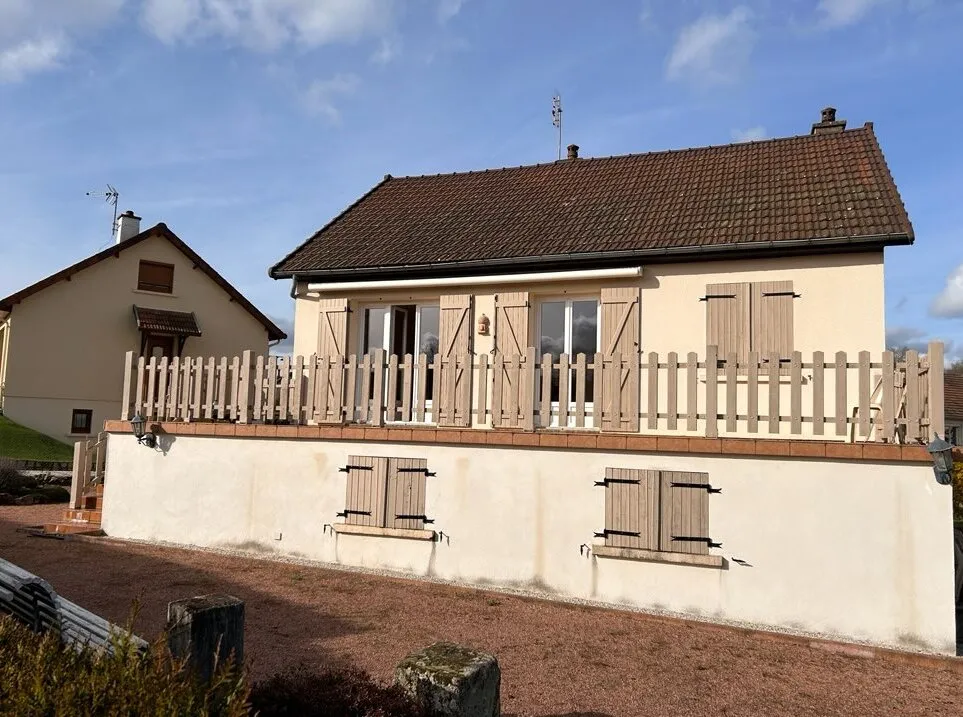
[0, 463, 36, 494]
[952, 456, 963, 524]
[0, 615, 249, 716]
[249, 666, 426, 717]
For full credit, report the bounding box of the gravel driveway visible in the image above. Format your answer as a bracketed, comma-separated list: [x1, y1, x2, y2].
[1, 505, 960, 717]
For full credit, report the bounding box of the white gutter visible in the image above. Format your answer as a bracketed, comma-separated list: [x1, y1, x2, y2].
[306, 266, 642, 293]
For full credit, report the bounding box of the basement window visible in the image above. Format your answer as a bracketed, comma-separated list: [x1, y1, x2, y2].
[137, 261, 174, 293]
[70, 409, 93, 435]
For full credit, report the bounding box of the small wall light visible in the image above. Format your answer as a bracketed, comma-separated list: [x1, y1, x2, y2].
[926, 433, 954, 485]
[477, 314, 490, 336]
[131, 413, 157, 449]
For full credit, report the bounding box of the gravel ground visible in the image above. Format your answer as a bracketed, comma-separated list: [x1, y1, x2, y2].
[2, 505, 961, 717]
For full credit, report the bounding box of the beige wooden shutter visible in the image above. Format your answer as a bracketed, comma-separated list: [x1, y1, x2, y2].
[438, 294, 473, 427]
[705, 283, 750, 364]
[317, 298, 349, 421]
[658, 471, 710, 555]
[600, 287, 641, 432]
[342, 455, 387, 527]
[493, 292, 530, 428]
[385, 457, 429, 530]
[752, 281, 794, 369]
[604, 468, 659, 549]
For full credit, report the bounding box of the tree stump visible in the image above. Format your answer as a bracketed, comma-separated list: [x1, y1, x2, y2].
[167, 595, 244, 684]
[395, 642, 500, 717]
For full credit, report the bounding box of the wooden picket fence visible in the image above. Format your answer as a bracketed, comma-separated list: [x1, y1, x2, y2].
[119, 343, 944, 442]
[70, 431, 107, 510]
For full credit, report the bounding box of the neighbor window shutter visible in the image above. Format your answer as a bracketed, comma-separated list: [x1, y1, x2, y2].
[493, 292, 530, 428]
[705, 283, 750, 365]
[438, 294, 473, 427]
[658, 471, 710, 555]
[604, 467, 659, 550]
[385, 457, 429, 530]
[751, 281, 794, 368]
[343, 455, 388, 528]
[317, 298, 349, 420]
[600, 287, 641, 432]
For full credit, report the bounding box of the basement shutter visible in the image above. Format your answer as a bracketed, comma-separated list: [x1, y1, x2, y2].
[317, 298, 349, 419]
[437, 294, 473, 427]
[343, 455, 387, 528]
[600, 287, 641, 432]
[705, 283, 750, 365]
[385, 457, 429, 530]
[493, 292, 531, 428]
[752, 280, 795, 369]
[659, 471, 710, 555]
[603, 468, 659, 549]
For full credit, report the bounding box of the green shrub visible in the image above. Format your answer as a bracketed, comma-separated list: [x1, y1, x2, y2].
[952, 456, 963, 524]
[0, 463, 36, 494]
[0, 615, 249, 716]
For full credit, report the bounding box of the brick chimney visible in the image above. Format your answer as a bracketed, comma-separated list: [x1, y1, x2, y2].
[811, 106, 847, 135]
[115, 210, 141, 244]
[567, 143, 579, 160]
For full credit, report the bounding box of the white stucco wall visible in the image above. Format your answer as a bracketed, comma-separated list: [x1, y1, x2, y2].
[102, 433, 956, 654]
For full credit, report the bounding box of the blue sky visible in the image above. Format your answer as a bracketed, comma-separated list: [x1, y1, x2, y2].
[1, 0, 962, 357]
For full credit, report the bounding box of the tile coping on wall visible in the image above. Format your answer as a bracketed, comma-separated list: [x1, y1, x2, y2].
[103, 420, 938, 464]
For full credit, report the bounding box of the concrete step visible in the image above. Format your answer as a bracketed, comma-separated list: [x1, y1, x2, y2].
[41, 523, 105, 536]
[61, 509, 102, 524]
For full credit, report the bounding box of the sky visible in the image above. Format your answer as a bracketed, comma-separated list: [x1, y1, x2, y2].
[1, 0, 962, 358]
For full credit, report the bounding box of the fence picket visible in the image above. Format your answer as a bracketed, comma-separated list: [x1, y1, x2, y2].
[386, 353, 399, 423]
[345, 355, 358, 424]
[540, 354, 552, 427]
[304, 354, 316, 424]
[686, 352, 698, 432]
[317, 356, 330, 422]
[292, 356, 304, 424]
[881, 351, 894, 442]
[666, 352, 678, 431]
[192, 357, 204, 422]
[146, 357, 158, 421]
[858, 351, 871, 438]
[359, 354, 371, 424]
[265, 356, 277, 422]
[371, 349, 385, 427]
[767, 351, 780, 434]
[523, 347, 536, 431]
[928, 341, 945, 438]
[574, 353, 586, 428]
[609, 353, 622, 432]
[169, 357, 181, 420]
[204, 358, 216, 421]
[906, 350, 920, 442]
[592, 353, 604, 428]
[476, 353, 489, 426]
[415, 353, 427, 423]
[491, 354, 503, 427]
[181, 357, 191, 421]
[558, 354, 570, 428]
[790, 351, 802, 434]
[705, 346, 718, 438]
[229, 356, 241, 421]
[121, 352, 135, 421]
[647, 352, 658, 430]
[253, 356, 265, 422]
[747, 350, 759, 433]
[431, 353, 442, 424]
[135, 356, 146, 419]
[725, 352, 737, 433]
[812, 351, 824, 436]
[218, 357, 229, 420]
[835, 351, 847, 436]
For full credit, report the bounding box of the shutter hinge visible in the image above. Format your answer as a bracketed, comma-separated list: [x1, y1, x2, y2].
[397, 467, 437, 476]
[339, 465, 374, 473]
[699, 294, 736, 301]
[670, 481, 722, 494]
[395, 514, 435, 524]
[672, 536, 722, 549]
[761, 291, 801, 298]
[336, 509, 372, 518]
[593, 529, 640, 539]
[594, 478, 642, 486]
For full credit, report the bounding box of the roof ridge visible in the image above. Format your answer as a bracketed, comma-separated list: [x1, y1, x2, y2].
[386, 125, 876, 182]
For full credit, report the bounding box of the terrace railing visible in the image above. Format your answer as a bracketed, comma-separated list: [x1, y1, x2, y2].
[119, 343, 945, 443]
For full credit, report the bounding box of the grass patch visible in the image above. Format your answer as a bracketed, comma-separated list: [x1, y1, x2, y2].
[0, 414, 72, 462]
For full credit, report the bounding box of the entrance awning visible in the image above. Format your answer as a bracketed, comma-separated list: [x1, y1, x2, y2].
[132, 306, 202, 337]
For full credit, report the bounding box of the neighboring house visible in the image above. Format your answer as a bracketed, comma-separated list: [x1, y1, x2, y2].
[946, 372, 963, 446]
[0, 212, 285, 443]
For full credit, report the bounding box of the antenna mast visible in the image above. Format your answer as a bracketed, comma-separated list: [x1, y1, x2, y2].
[86, 184, 120, 241]
[552, 93, 563, 160]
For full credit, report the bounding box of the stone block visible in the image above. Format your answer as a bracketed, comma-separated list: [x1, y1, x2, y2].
[395, 642, 500, 717]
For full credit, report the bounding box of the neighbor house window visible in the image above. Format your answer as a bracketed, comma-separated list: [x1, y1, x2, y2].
[537, 298, 599, 421]
[704, 281, 797, 367]
[340, 455, 431, 531]
[71, 409, 93, 435]
[137, 261, 174, 293]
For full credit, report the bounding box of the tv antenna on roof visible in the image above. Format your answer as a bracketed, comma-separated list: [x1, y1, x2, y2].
[86, 184, 120, 241]
[552, 93, 563, 160]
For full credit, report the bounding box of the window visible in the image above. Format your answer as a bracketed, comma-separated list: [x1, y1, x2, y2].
[537, 298, 599, 423]
[595, 467, 722, 567]
[338, 455, 432, 534]
[948, 426, 960, 447]
[704, 281, 796, 366]
[71, 409, 93, 435]
[137, 261, 174, 293]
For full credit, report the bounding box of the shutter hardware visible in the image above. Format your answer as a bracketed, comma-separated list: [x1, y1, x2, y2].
[593, 529, 640, 539]
[594, 478, 641, 487]
[339, 465, 373, 473]
[761, 290, 801, 298]
[397, 467, 437, 476]
[336, 509, 371, 518]
[699, 293, 736, 301]
[670, 481, 722, 494]
[395, 514, 435, 524]
[672, 536, 723, 549]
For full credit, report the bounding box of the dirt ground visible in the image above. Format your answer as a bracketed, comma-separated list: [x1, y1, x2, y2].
[1, 505, 960, 717]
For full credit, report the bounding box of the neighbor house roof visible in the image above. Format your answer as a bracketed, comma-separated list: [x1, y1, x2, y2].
[946, 373, 963, 423]
[0, 224, 286, 341]
[271, 123, 913, 281]
[132, 306, 202, 337]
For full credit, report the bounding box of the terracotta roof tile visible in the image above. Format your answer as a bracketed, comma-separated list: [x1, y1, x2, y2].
[271, 125, 913, 277]
[946, 373, 963, 422]
[133, 306, 201, 336]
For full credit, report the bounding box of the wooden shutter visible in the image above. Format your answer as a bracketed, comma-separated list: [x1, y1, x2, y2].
[752, 281, 794, 367]
[138, 261, 174, 293]
[705, 282, 750, 366]
[493, 292, 531, 428]
[343, 455, 387, 527]
[317, 298, 349, 422]
[600, 287, 640, 432]
[437, 295, 473, 427]
[659, 471, 710, 555]
[604, 468, 659, 549]
[385, 457, 428, 530]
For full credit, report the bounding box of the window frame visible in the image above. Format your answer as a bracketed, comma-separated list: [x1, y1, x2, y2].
[535, 295, 601, 428]
[137, 260, 175, 294]
[70, 409, 93, 435]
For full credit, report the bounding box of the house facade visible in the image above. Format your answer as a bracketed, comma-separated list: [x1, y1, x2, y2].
[97, 108, 957, 654]
[0, 213, 285, 443]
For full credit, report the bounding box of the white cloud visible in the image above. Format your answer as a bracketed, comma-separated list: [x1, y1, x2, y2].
[930, 263, 963, 318]
[0, 35, 64, 82]
[666, 6, 754, 85]
[817, 0, 886, 27]
[732, 126, 767, 142]
[140, 0, 394, 51]
[302, 73, 359, 123]
[437, 0, 465, 23]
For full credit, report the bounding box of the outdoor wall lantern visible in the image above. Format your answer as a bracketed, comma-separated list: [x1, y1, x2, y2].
[477, 314, 490, 336]
[926, 433, 954, 485]
[130, 413, 157, 449]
